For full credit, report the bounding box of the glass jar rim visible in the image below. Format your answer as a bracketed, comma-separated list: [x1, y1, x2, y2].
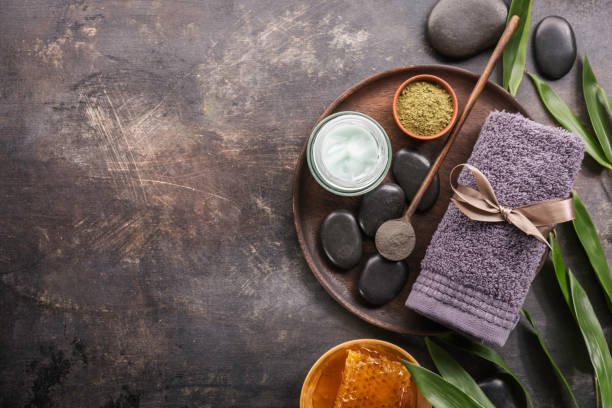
[306, 111, 391, 197]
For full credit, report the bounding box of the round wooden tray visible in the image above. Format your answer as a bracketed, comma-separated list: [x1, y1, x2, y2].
[293, 65, 531, 335]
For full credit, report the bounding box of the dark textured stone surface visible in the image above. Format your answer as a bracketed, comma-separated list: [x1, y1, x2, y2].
[427, 0, 507, 59]
[534, 16, 577, 80]
[358, 255, 409, 306]
[358, 182, 405, 237]
[392, 148, 440, 212]
[320, 210, 363, 269]
[479, 374, 527, 408]
[0, 1, 609, 407]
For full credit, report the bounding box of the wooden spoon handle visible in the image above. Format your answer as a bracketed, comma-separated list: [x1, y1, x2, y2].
[404, 15, 520, 219]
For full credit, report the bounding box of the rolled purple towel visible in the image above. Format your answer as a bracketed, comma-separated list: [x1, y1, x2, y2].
[406, 111, 584, 346]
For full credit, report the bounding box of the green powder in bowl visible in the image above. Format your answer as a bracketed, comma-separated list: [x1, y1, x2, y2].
[395, 81, 454, 136]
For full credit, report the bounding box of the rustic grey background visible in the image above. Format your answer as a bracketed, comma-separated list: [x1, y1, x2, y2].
[0, 0, 610, 407]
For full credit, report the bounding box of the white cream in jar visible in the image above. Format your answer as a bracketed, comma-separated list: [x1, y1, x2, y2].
[307, 112, 391, 196]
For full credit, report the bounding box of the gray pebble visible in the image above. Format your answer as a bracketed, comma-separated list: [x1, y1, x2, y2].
[427, 0, 508, 59]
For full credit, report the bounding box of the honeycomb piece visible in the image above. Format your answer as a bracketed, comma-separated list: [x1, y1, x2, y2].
[333, 349, 413, 408]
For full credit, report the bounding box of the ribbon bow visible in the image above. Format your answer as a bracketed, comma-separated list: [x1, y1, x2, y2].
[450, 164, 575, 248]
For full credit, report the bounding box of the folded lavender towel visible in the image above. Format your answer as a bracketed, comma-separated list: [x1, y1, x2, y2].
[405, 111, 584, 346]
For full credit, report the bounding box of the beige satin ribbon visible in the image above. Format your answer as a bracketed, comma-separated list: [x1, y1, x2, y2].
[450, 164, 575, 248]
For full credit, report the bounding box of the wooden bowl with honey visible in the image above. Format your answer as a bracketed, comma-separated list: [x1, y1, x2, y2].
[300, 339, 431, 408]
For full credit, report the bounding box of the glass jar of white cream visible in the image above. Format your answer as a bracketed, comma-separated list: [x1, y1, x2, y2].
[307, 111, 391, 196]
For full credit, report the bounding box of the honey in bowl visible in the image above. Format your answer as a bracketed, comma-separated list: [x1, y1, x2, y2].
[302, 340, 430, 408]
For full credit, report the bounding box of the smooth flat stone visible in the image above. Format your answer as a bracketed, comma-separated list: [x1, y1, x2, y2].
[392, 149, 439, 212]
[358, 182, 406, 237]
[427, 0, 507, 59]
[478, 374, 527, 408]
[320, 210, 362, 270]
[534, 16, 577, 80]
[358, 254, 409, 306]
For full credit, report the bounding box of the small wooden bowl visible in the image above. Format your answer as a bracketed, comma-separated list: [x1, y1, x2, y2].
[300, 339, 431, 408]
[392, 74, 458, 140]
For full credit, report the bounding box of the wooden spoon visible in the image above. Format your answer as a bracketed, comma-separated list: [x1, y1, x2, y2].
[375, 15, 520, 261]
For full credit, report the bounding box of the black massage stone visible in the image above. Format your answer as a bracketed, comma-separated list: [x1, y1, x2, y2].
[358, 182, 406, 237]
[534, 16, 576, 80]
[320, 209, 362, 270]
[392, 148, 440, 212]
[478, 374, 527, 408]
[358, 254, 409, 306]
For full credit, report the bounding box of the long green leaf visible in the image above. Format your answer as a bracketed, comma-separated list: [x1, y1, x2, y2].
[550, 232, 571, 306]
[436, 333, 534, 408]
[599, 87, 612, 121]
[401, 361, 485, 408]
[599, 87, 612, 158]
[569, 271, 612, 407]
[503, 0, 531, 95]
[425, 338, 496, 408]
[549, 231, 612, 406]
[597, 376, 601, 408]
[583, 56, 612, 162]
[572, 191, 612, 312]
[520, 308, 580, 407]
[528, 73, 612, 169]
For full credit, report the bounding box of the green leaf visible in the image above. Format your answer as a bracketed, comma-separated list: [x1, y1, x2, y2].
[597, 376, 601, 408]
[401, 360, 485, 408]
[425, 338, 496, 408]
[569, 271, 612, 407]
[597, 87, 612, 141]
[583, 55, 612, 162]
[528, 72, 612, 169]
[550, 232, 571, 306]
[548, 232, 612, 407]
[572, 191, 612, 312]
[600, 87, 612, 118]
[436, 333, 534, 408]
[503, 0, 532, 95]
[520, 308, 580, 407]
[598, 87, 612, 164]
